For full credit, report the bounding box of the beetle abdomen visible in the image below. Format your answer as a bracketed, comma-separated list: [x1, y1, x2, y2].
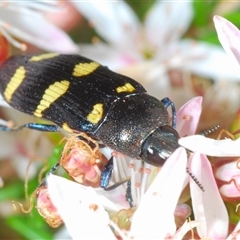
[0, 53, 146, 133]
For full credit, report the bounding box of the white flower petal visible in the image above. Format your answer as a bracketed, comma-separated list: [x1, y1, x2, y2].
[54, 226, 72, 240]
[176, 40, 240, 81]
[130, 147, 188, 238]
[96, 186, 130, 210]
[47, 175, 115, 239]
[179, 135, 240, 156]
[0, 7, 78, 53]
[118, 60, 171, 101]
[78, 43, 142, 70]
[3, 1, 60, 12]
[97, 191, 123, 212]
[190, 153, 228, 238]
[72, 1, 140, 49]
[214, 15, 240, 72]
[145, 1, 193, 48]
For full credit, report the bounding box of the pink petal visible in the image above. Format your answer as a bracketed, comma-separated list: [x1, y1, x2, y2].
[176, 97, 202, 137]
[215, 160, 240, 182]
[215, 158, 240, 199]
[219, 181, 240, 199]
[130, 147, 188, 238]
[214, 15, 240, 73]
[190, 153, 228, 239]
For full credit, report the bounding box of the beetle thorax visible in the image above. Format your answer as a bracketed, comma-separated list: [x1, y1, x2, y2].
[95, 93, 170, 158]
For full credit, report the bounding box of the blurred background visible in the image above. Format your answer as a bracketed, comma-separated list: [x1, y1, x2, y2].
[0, 1, 240, 239]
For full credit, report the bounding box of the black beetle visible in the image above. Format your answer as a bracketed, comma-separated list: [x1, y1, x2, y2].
[0, 53, 180, 188]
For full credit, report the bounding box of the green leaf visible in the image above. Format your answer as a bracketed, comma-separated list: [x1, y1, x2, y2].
[6, 210, 55, 240]
[48, 145, 63, 167]
[193, 0, 218, 27]
[125, 0, 155, 21]
[0, 182, 25, 201]
[223, 11, 240, 28]
[198, 30, 221, 45]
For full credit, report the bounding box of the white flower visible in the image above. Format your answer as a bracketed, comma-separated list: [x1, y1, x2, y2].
[45, 97, 228, 239]
[71, 1, 240, 104]
[48, 148, 229, 239]
[48, 148, 192, 239]
[47, 175, 116, 239]
[0, 1, 78, 52]
[179, 16, 240, 157]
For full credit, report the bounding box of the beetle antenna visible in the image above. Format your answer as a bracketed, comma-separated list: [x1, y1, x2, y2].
[200, 124, 220, 136]
[186, 167, 205, 192]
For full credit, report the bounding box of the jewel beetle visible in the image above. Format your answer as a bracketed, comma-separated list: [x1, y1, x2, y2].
[0, 53, 180, 188]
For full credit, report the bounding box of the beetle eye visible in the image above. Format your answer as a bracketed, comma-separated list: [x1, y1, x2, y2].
[140, 126, 180, 167]
[160, 125, 179, 137]
[147, 146, 170, 165]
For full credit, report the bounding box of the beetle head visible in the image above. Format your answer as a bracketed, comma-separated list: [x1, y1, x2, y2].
[140, 126, 180, 166]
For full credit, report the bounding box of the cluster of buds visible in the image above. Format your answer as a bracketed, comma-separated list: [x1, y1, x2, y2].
[36, 186, 63, 228]
[60, 133, 108, 187]
[36, 133, 108, 227]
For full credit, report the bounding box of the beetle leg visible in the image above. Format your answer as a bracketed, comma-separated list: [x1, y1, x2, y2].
[160, 97, 176, 128]
[125, 180, 133, 208]
[100, 156, 133, 207]
[0, 123, 61, 132]
[100, 156, 114, 190]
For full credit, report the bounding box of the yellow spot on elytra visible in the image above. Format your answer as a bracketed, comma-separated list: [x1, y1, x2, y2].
[29, 53, 59, 62]
[87, 103, 104, 124]
[73, 62, 100, 77]
[4, 66, 26, 102]
[116, 83, 135, 93]
[34, 80, 70, 118]
[62, 123, 73, 133]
